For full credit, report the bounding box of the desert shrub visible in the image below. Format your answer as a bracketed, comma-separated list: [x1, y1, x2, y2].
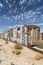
[15, 43, 22, 49]
[0, 48, 1, 51]
[11, 62, 14, 65]
[5, 40, 9, 44]
[34, 53, 43, 60]
[12, 50, 21, 55]
[32, 63, 34, 65]
[15, 50, 21, 55]
[12, 50, 15, 53]
[0, 37, 1, 39]
[0, 60, 1, 63]
[0, 45, 2, 46]
[36, 40, 43, 49]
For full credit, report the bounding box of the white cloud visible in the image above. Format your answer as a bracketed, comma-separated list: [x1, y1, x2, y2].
[0, 3, 3, 7]
[19, 0, 26, 5]
[23, 6, 26, 12]
[36, 6, 43, 11]
[6, 17, 10, 21]
[40, 15, 43, 20]
[21, 6, 24, 10]
[0, 6, 42, 25]
[35, 23, 43, 25]
[14, 8, 17, 13]
[38, 0, 41, 2]
[1, 15, 11, 22]
[27, 0, 36, 6]
[13, 0, 16, 3]
[6, 0, 9, 4]
[9, 9, 12, 14]
[27, 0, 32, 5]
[9, 3, 12, 8]
[12, 8, 42, 24]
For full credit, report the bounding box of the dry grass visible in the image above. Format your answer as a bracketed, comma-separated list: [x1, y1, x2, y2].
[35, 40, 43, 49]
[0, 45, 2, 51]
[12, 50, 21, 55]
[0, 48, 1, 51]
[12, 50, 15, 53]
[11, 62, 14, 65]
[0, 60, 1, 63]
[32, 63, 34, 65]
[34, 53, 43, 60]
[5, 40, 9, 44]
[15, 50, 21, 55]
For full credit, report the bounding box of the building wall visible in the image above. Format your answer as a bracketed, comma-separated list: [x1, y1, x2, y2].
[40, 33, 43, 40]
[16, 26, 25, 45]
[24, 26, 29, 47]
[2, 25, 40, 47]
[30, 28, 40, 45]
[3, 31, 8, 40]
[11, 28, 17, 41]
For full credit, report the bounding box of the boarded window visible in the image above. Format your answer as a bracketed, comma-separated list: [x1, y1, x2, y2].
[17, 27, 20, 38]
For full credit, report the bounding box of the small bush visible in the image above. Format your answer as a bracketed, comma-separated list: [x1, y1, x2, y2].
[12, 50, 21, 55]
[32, 63, 34, 65]
[0, 48, 1, 51]
[11, 62, 14, 65]
[15, 50, 21, 55]
[12, 50, 15, 53]
[36, 40, 43, 49]
[15, 43, 22, 49]
[5, 40, 9, 44]
[34, 53, 43, 60]
[0, 60, 1, 63]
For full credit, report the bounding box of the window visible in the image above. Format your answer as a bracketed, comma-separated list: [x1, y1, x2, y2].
[17, 27, 20, 38]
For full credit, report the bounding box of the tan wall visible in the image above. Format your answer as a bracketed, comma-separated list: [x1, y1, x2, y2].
[40, 33, 43, 40]
[2, 25, 40, 47]
[28, 28, 40, 45]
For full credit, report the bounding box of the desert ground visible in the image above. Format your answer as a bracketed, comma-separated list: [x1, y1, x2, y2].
[0, 38, 43, 65]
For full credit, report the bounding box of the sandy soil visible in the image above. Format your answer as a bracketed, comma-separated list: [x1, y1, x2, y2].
[0, 38, 43, 65]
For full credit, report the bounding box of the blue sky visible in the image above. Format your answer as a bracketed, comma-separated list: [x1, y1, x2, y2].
[0, 0, 43, 32]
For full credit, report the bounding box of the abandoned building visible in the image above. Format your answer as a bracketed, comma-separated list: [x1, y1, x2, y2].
[40, 33, 43, 40]
[2, 25, 40, 47]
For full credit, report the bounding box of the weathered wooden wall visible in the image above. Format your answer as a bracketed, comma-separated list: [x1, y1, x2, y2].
[2, 25, 40, 47]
